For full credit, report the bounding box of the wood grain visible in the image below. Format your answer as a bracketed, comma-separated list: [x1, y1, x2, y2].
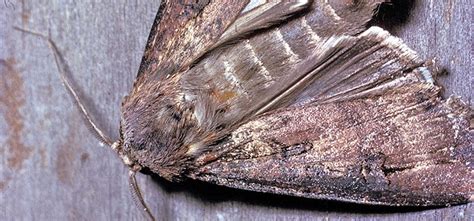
[0, 0, 472, 220]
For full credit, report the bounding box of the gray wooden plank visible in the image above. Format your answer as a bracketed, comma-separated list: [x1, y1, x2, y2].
[0, 0, 472, 221]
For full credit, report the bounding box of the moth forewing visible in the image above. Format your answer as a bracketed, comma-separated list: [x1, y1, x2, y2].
[190, 71, 473, 206]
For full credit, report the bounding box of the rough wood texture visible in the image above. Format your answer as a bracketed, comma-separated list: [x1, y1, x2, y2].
[0, 0, 472, 220]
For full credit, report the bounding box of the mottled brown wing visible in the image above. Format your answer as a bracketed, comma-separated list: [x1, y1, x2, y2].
[134, 0, 250, 86]
[188, 70, 473, 206]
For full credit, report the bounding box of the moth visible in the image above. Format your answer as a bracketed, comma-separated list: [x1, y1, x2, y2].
[19, 0, 473, 220]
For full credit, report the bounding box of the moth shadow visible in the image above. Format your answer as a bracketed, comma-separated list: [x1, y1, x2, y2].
[369, 0, 417, 35]
[150, 175, 442, 214]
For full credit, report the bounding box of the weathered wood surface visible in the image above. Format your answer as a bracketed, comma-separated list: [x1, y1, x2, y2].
[0, 0, 472, 220]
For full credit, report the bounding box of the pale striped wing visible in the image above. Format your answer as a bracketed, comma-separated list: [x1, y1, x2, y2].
[179, 0, 404, 142]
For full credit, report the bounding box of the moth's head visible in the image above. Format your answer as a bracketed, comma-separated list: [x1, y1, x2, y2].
[117, 79, 191, 180]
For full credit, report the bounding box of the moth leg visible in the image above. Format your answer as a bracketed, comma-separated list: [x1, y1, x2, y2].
[13, 27, 114, 147]
[129, 167, 156, 221]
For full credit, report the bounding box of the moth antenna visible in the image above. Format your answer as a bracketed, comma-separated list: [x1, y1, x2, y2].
[129, 168, 156, 221]
[13, 26, 114, 147]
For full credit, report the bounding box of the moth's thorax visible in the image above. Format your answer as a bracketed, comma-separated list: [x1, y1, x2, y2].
[119, 78, 199, 180]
